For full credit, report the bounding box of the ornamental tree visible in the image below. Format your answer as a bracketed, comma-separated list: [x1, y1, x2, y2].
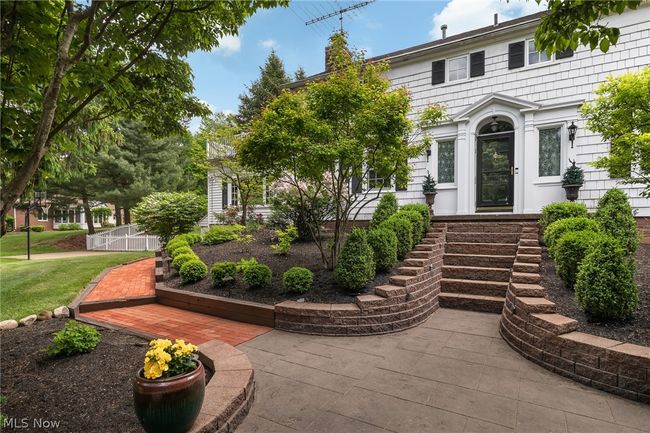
[580, 67, 650, 198]
[132, 191, 207, 242]
[240, 33, 444, 269]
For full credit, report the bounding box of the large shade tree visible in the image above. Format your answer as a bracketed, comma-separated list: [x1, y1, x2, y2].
[240, 33, 445, 269]
[0, 0, 284, 233]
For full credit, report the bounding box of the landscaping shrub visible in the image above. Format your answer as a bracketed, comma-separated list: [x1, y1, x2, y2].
[169, 245, 193, 259]
[236, 257, 259, 273]
[380, 214, 413, 259]
[172, 253, 197, 271]
[166, 240, 189, 257]
[370, 193, 398, 228]
[283, 267, 314, 293]
[400, 203, 430, 234]
[6, 215, 15, 231]
[539, 201, 588, 230]
[269, 187, 333, 240]
[210, 261, 238, 286]
[30, 225, 45, 232]
[179, 259, 208, 283]
[575, 236, 638, 321]
[544, 217, 601, 255]
[203, 224, 245, 245]
[367, 227, 398, 272]
[272, 224, 299, 255]
[594, 189, 640, 255]
[171, 232, 202, 245]
[554, 230, 603, 290]
[133, 191, 207, 242]
[335, 228, 375, 292]
[397, 209, 425, 244]
[48, 320, 101, 357]
[58, 223, 81, 231]
[101, 221, 115, 228]
[243, 263, 272, 288]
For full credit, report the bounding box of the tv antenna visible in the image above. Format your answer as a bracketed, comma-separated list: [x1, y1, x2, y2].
[306, 1, 375, 32]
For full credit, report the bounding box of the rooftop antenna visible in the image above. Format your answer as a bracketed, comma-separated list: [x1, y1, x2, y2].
[306, 1, 375, 33]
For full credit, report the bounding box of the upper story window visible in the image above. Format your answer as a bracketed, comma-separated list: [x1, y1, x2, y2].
[527, 40, 550, 65]
[448, 56, 468, 82]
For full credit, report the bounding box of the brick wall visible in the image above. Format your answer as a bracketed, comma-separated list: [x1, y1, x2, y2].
[637, 217, 650, 243]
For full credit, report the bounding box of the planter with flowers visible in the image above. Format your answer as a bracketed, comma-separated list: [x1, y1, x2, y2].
[133, 339, 205, 433]
[562, 160, 584, 202]
[422, 171, 438, 215]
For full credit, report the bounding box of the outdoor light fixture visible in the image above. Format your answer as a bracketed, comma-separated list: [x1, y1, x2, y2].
[426, 148, 432, 161]
[568, 121, 578, 148]
[489, 116, 499, 133]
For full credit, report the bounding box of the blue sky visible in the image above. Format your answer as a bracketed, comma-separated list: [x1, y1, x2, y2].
[187, 0, 545, 131]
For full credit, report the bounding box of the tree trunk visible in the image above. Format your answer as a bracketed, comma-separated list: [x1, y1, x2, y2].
[82, 196, 95, 235]
[240, 197, 248, 226]
[124, 207, 131, 224]
[115, 205, 122, 226]
[0, 214, 6, 237]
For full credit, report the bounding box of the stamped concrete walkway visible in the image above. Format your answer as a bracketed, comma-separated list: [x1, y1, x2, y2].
[237, 308, 650, 433]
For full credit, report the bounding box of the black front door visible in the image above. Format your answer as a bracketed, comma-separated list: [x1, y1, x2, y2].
[477, 133, 514, 211]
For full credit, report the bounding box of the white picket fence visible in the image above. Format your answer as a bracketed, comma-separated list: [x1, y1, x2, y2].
[86, 224, 160, 251]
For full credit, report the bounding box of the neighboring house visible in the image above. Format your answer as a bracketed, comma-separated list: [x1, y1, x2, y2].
[206, 7, 650, 224]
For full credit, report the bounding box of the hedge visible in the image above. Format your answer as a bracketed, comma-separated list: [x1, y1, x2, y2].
[335, 228, 375, 292]
[594, 189, 639, 255]
[370, 193, 398, 228]
[539, 202, 588, 230]
[366, 227, 398, 272]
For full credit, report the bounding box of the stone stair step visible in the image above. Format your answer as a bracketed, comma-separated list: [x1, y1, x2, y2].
[520, 232, 539, 240]
[515, 297, 556, 314]
[355, 294, 388, 309]
[513, 262, 540, 273]
[421, 237, 439, 245]
[516, 254, 542, 264]
[443, 253, 515, 268]
[511, 272, 541, 284]
[446, 232, 519, 244]
[389, 274, 418, 287]
[415, 243, 436, 251]
[519, 239, 539, 247]
[375, 285, 407, 298]
[442, 265, 511, 282]
[439, 292, 504, 314]
[404, 258, 428, 267]
[407, 250, 434, 259]
[530, 313, 578, 334]
[518, 246, 542, 255]
[397, 266, 425, 276]
[510, 282, 546, 297]
[445, 242, 518, 255]
[441, 278, 508, 297]
[446, 223, 524, 233]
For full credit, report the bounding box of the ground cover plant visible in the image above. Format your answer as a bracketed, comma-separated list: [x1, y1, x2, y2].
[48, 320, 102, 357]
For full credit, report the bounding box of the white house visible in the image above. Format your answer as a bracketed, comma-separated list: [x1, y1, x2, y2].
[206, 7, 650, 225]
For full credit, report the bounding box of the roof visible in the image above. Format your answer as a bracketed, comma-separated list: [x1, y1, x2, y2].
[284, 11, 547, 90]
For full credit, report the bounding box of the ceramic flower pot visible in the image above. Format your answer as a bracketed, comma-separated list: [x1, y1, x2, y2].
[563, 184, 581, 202]
[133, 361, 205, 433]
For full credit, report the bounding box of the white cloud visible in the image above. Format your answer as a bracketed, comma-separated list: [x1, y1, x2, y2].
[259, 39, 278, 49]
[430, 0, 546, 40]
[213, 34, 241, 55]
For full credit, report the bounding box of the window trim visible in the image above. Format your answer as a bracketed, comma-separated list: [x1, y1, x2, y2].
[37, 207, 49, 222]
[535, 122, 565, 183]
[525, 38, 552, 67]
[447, 55, 469, 83]
[432, 136, 457, 188]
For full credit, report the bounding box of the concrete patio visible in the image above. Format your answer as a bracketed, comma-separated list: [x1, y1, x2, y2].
[237, 308, 649, 433]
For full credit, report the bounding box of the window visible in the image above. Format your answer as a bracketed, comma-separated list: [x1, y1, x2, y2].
[230, 183, 239, 206]
[538, 127, 562, 177]
[437, 140, 455, 184]
[448, 56, 467, 82]
[37, 207, 48, 221]
[527, 40, 550, 65]
[368, 168, 391, 189]
[221, 182, 228, 210]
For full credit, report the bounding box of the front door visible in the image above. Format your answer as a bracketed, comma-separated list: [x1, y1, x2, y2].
[476, 133, 514, 211]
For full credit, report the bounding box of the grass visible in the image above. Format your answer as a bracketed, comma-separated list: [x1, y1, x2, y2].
[0, 230, 86, 256]
[0, 252, 153, 320]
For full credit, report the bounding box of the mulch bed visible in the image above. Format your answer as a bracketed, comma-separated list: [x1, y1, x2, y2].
[1, 320, 148, 433]
[166, 228, 394, 305]
[541, 243, 650, 346]
[53, 233, 87, 251]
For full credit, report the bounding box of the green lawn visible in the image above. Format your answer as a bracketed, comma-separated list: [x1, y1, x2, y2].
[0, 230, 86, 256]
[0, 252, 152, 320]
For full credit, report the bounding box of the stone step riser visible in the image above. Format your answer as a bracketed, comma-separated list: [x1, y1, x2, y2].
[518, 246, 542, 255]
[513, 262, 540, 273]
[441, 279, 508, 297]
[442, 266, 511, 282]
[446, 232, 519, 244]
[404, 258, 428, 267]
[445, 243, 518, 255]
[445, 223, 530, 233]
[519, 239, 539, 247]
[511, 272, 542, 284]
[443, 254, 514, 269]
[439, 294, 504, 314]
[516, 254, 542, 264]
[397, 266, 425, 276]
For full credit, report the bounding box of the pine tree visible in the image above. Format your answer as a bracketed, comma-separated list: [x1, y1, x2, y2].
[294, 66, 307, 81]
[236, 50, 289, 125]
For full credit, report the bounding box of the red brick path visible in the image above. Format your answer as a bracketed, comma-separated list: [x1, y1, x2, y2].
[82, 304, 270, 346]
[84, 258, 155, 301]
[80, 259, 271, 346]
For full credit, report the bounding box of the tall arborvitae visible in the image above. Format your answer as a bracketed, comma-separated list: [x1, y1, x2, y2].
[294, 66, 307, 81]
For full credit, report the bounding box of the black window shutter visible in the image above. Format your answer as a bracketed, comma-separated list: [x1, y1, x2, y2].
[431, 60, 445, 85]
[470, 51, 485, 77]
[221, 181, 228, 209]
[351, 176, 362, 194]
[508, 41, 525, 69]
[555, 48, 574, 59]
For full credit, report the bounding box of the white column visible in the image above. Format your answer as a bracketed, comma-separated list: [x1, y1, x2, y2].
[455, 121, 470, 214]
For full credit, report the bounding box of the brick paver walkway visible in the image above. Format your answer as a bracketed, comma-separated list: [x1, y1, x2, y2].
[237, 308, 650, 433]
[84, 258, 155, 301]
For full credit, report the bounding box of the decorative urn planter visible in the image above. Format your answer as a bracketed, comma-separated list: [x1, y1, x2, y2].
[562, 184, 581, 201]
[133, 361, 205, 433]
[424, 191, 437, 208]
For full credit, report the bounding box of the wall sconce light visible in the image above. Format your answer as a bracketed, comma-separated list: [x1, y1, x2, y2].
[568, 121, 578, 148]
[426, 148, 432, 161]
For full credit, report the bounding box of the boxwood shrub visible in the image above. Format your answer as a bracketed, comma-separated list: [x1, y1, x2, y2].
[544, 217, 601, 256]
[539, 202, 588, 230]
[179, 259, 208, 283]
[370, 193, 398, 228]
[335, 228, 375, 292]
[172, 253, 198, 271]
[400, 203, 430, 234]
[367, 227, 398, 272]
[575, 236, 638, 321]
[283, 267, 314, 294]
[380, 215, 413, 259]
[203, 224, 245, 245]
[553, 230, 603, 290]
[166, 239, 189, 256]
[169, 245, 194, 259]
[211, 261, 237, 286]
[396, 210, 424, 246]
[594, 189, 640, 255]
[171, 232, 202, 245]
[243, 263, 272, 288]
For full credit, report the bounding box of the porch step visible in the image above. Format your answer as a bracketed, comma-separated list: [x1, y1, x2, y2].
[439, 292, 504, 314]
[441, 278, 508, 297]
[442, 265, 511, 282]
[445, 223, 524, 233]
[446, 232, 519, 244]
[443, 253, 515, 268]
[445, 242, 518, 255]
[513, 262, 540, 273]
[511, 272, 541, 284]
[516, 254, 542, 264]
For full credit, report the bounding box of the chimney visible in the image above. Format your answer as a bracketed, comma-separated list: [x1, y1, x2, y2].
[325, 44, 333, 72]
[494, 13, 498, 26]
[441, 24, 447, 39]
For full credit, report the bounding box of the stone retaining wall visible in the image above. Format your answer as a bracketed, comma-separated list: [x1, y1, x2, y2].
[499, 226, 650, 402]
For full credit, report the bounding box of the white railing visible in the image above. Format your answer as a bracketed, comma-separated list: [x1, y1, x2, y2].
[86, 224, 160, 251]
